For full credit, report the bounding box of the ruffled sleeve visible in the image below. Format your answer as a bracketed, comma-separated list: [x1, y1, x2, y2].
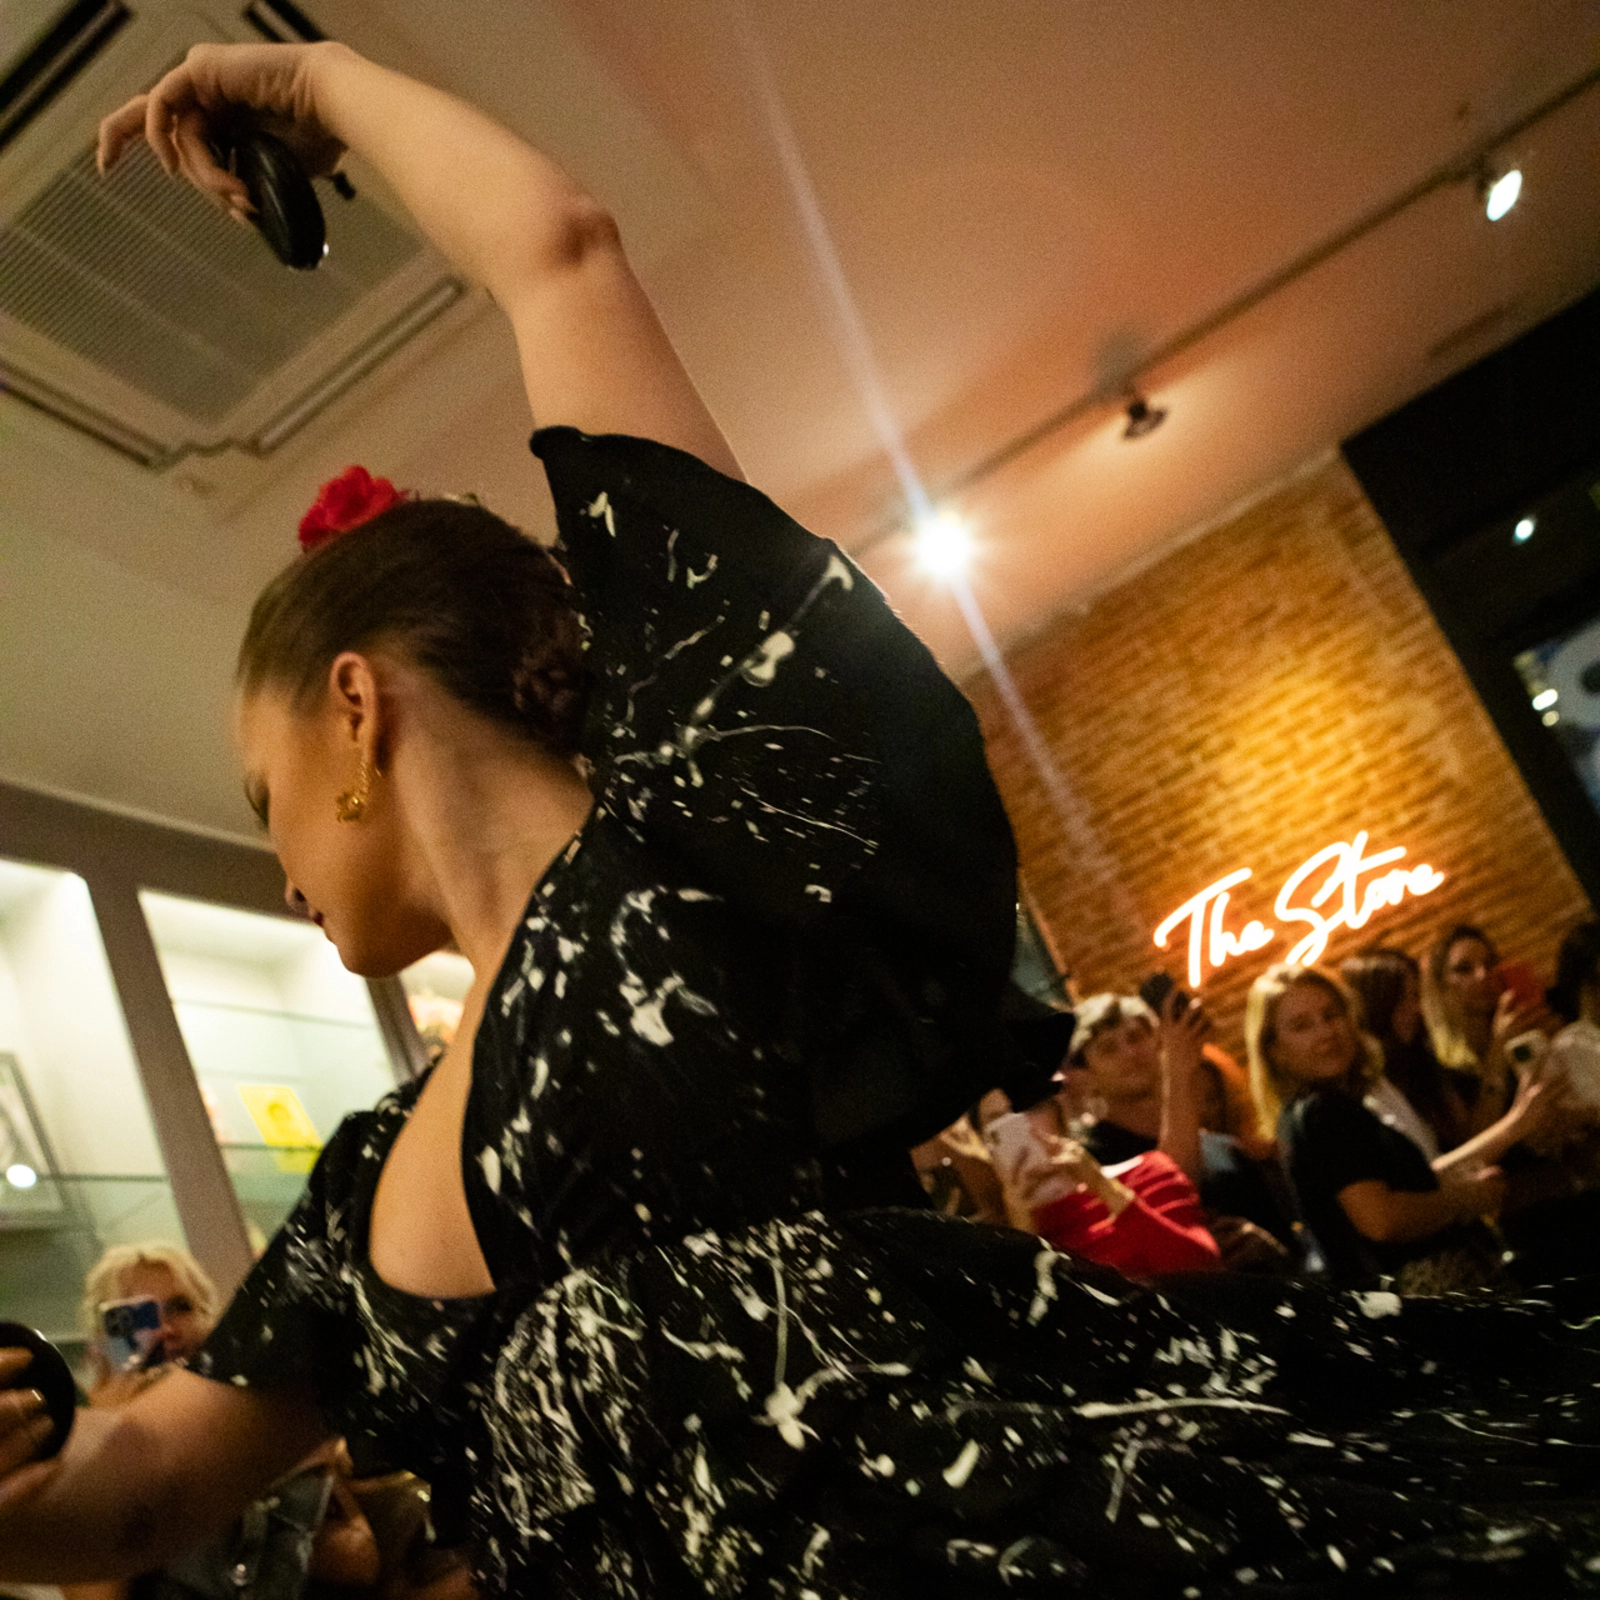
[532, 428, 1017, 1147]
[193, 1112, 365, 1406]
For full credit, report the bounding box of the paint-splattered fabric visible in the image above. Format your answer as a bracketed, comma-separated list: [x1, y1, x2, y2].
[199, 433, 1600, 1596]
[205, 1146, 1600, 1597]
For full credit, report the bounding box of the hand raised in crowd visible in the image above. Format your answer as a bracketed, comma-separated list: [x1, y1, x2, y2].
[1507, 1064, 1565, 1134]
[0, 1347, 60, 1510]
[1154, 990, 1209, 1183]
[1045, 1134, 1104, 1189]
[1157, 990, 1208, 1081]
[1486, 990, 1548, 1077]
[1045, 1136, 1135, 1216]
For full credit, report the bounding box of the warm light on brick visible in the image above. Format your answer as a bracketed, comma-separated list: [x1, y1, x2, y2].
[968, 460, 1594, 1050]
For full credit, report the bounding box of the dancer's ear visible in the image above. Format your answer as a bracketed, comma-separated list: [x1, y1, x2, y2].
[327, 650, 388, 774]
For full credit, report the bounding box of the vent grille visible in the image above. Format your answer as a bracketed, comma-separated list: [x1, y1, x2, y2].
[0, 0, 131, 153]
[0, 142, 423, 424]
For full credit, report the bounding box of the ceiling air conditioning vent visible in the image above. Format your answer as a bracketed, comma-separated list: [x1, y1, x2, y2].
[0, 0, 473, 484]
[0, 0, 131, 153]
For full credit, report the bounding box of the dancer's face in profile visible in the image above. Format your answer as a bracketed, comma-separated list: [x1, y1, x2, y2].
[234, 661, 446, 977]
[1080, 1016, 1160, 1101]
[1270, 982, 1359, 1086]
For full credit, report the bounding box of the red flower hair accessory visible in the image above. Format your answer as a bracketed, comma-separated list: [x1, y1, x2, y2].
[298, 465, 405, 553]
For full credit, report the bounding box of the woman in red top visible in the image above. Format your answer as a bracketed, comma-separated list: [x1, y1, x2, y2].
[975, 1089, 1220, 1277]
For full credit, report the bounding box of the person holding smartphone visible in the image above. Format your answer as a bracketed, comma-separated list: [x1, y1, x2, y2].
[1245, 963, 1564, 1292]
[972, 1087, 1220, 1277]
[78, 1244, 219, 1408]
[1421, 923, 1551, 1133]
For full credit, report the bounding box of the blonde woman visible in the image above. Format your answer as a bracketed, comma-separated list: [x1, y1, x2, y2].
[1246, 964, 1550, 1290]
[78, 1243, 220, 1405]
[1420, 924, 1545, 1134]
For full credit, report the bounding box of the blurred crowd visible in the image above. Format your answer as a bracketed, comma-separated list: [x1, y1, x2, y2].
[916, 916, 1600, 1295]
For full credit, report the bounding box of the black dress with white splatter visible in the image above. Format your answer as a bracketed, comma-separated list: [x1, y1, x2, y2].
[201, 432, 1600, 1598]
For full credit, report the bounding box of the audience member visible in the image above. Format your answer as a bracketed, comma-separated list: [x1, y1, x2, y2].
[1068, 992, 1296, 1268]
[1548, 919, 1600, 1113]
[1421, 923, 1546, 1133]
[77, 1243, 219, 1404]
[1340, 947, 1468, 1157]
[1248, 964, 1515, 1291]
[973, 1088, 1219, 1276]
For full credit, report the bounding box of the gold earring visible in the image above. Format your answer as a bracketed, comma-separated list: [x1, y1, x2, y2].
[335, 754, 375, 823]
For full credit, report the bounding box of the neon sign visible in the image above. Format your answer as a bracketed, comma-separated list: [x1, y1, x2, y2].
[1153, 831, 1446, 987]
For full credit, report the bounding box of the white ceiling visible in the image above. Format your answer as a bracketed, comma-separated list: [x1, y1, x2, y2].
[4, 0, 1599, 842]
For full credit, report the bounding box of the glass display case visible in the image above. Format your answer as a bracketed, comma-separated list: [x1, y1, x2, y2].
[139, 892, 401, 1250]
[0, 857, 178, 1349]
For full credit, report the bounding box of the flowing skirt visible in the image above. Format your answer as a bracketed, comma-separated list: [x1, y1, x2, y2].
[470, 1209, 1600, 1597]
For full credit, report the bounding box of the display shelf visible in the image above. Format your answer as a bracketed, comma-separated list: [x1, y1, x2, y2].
[0, 857, 174, 1337]
[0, 1173, 181, 1346]
[140, 892, 401, 1246]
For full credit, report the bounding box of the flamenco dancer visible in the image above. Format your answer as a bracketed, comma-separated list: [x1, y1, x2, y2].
[6, 40, 1600, 1598]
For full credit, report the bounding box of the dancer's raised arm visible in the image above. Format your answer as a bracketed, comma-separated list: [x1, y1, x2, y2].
[98, 41, 740, 479]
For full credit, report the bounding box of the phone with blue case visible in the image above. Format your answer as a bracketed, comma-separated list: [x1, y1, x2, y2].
[99, 1295, 163, 1372]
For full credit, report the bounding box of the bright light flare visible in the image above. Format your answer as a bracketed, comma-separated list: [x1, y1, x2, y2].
[5, 1163, 37, 1189]
[1532, 688, 1559, 711]
[1485, 168, 1522, 221]
[913, 510, 974, 579]
[1513, 516, 1536, 544]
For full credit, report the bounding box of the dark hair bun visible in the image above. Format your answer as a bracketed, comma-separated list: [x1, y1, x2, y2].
[239, 497, 591, 757]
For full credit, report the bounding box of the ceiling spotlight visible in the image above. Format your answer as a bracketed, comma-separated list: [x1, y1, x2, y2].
[1513, 516, 1536, 544]
[5, 1163, 37, 1190]
[1122, 392, 1168, 440]
[913, 509, 973, 579]
[1533, 688, 1559, 711]
[1482, 167, 1522, 222]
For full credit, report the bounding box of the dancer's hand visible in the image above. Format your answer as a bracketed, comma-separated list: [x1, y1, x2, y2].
[0, 1348, 60, 1511]
[97, 41, 347, 216]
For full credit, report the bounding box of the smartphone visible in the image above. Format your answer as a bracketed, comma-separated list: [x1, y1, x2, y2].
[1506, 1031, 1550, 1078]
[99, 1296, 163, 1373]
[1493, 960, 1544, 1013]
[1139, 972, 1187, 1018]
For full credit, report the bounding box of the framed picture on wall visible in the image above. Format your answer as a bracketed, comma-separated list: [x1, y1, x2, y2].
[0, 1053, 65, 1228]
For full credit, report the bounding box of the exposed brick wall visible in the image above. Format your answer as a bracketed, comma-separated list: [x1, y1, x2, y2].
[968, 456, 1594, 1055]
